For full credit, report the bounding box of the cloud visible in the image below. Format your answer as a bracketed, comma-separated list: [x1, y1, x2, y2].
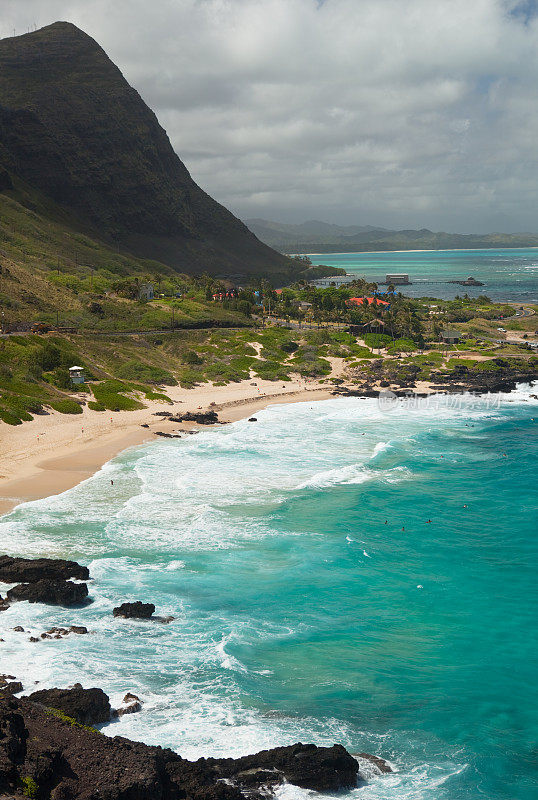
[2, 0, 538, 231]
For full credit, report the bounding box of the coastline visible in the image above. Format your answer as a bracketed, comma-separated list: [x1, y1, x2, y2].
[1, 364, 535, 517]
[301, 245, 538, 256]
[0, 377, 334, 517]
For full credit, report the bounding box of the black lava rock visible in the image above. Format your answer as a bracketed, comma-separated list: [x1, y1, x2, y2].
[113, 601, 155, 619]
[6, 580, 89, 607]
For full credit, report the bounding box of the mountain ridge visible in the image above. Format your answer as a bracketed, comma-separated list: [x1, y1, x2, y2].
[0, 22, 291, 280]
[244, 218, 538, 253]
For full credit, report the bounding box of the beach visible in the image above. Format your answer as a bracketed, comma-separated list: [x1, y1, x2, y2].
[0, 376, 334, 516]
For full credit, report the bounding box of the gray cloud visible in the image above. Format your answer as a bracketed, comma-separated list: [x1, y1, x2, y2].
[2, 0, 538, 231]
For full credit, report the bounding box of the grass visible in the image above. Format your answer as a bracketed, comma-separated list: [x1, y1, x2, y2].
[45, 707, 102, 734]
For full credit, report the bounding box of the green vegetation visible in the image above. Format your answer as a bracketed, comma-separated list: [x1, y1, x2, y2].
[49, 398, 83, 414]
[21, 776, 39, 799]
[90, 380, 145, 412]
[1, 263, 536, 429]
[115, 361, 177, 385]
[45, 708, 102, 734]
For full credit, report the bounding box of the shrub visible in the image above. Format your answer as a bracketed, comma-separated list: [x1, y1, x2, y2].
[184, 350, 203, 365]
[88, 400, 106, 411]
[21, 776, 39, 799]
[0, 407, 22, 425]
[38, 342, 62, 370]
[116, 360, 177, 385]
[281, 340, 299, 353]
[90, 381, 144, 411]
[255, 360, 291, 381]
[49, 399, 83, 414]
[47, 367, 72, 389]
[364, 333, 391, 348]
[386, 338, 416, 354]
[141, 389, 171, 402]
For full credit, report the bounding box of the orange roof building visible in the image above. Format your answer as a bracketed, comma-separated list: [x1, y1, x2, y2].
[346, 296, 390, 308]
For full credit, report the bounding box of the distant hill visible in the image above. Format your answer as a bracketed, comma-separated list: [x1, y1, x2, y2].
[244, 218, 538, 254]
[0, 22, 291, 281]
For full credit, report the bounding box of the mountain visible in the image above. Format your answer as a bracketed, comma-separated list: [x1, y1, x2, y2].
[244, 218, 538, 254]
[244, 219, 388, 247]
[0, 22, 291, 280]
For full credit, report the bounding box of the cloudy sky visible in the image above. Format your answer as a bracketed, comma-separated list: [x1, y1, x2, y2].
[3, 0, 538, 232]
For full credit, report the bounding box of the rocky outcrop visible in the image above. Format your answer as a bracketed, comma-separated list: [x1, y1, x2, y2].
[6, 580, 89, 607]
[0, 556, 89, 583]
[208, 743, 361, 793]
[113, 601, 155, 619]
[0, 697, 389, 800]
[0, 677, 23, 698]
[113, 693, 142, 718]
[38, 626, 88, 641]
[24, 686, 111, 726]
[172, 411, 220, 424]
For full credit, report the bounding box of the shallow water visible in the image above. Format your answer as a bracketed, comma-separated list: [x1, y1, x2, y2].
[1, 389, 537, 799]
[308, 248, 538, 302]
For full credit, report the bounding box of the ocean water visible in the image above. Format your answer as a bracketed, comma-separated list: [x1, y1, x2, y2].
[1, 389, 538, 799]
[307, 248, 538, 302]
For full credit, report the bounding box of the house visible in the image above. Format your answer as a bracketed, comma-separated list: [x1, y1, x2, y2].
[212, 290, 238, 302]
[441, 329, 461, 344]
[138, 283, 154, 301]
[346, 296, 390, 309]
[69, 366, 85, 385]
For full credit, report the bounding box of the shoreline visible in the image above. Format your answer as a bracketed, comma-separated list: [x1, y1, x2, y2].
[0, 378, 334, 517]
[300, 245, 538, 256]
[1, 367, 536, 518]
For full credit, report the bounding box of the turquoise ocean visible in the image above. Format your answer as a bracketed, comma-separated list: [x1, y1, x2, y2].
[1, 389, 537, 799]
[307, 248, 538, 302]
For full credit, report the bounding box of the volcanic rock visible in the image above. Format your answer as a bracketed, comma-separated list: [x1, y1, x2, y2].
[174, 410, 219, 424]
[25, 686, 111, 726]
[113, 601, 155, 619]
[210, 743, 360, 793]
[6, 580, 89, 607]
[113, 693, 142, 718]
[0, 555, 89, 583]
[0, 696, 391, 799]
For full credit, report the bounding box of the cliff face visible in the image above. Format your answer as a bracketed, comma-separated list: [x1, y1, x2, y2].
[0, 22, 290, 279]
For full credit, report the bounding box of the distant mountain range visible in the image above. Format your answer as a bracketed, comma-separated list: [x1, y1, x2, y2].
[244, 218, 538, 254]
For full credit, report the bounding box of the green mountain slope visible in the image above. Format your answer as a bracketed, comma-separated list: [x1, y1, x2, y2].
[0, 22, 291, 280]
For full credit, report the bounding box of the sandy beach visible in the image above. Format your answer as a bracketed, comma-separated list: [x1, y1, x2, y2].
[0, 376, 334, 516]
